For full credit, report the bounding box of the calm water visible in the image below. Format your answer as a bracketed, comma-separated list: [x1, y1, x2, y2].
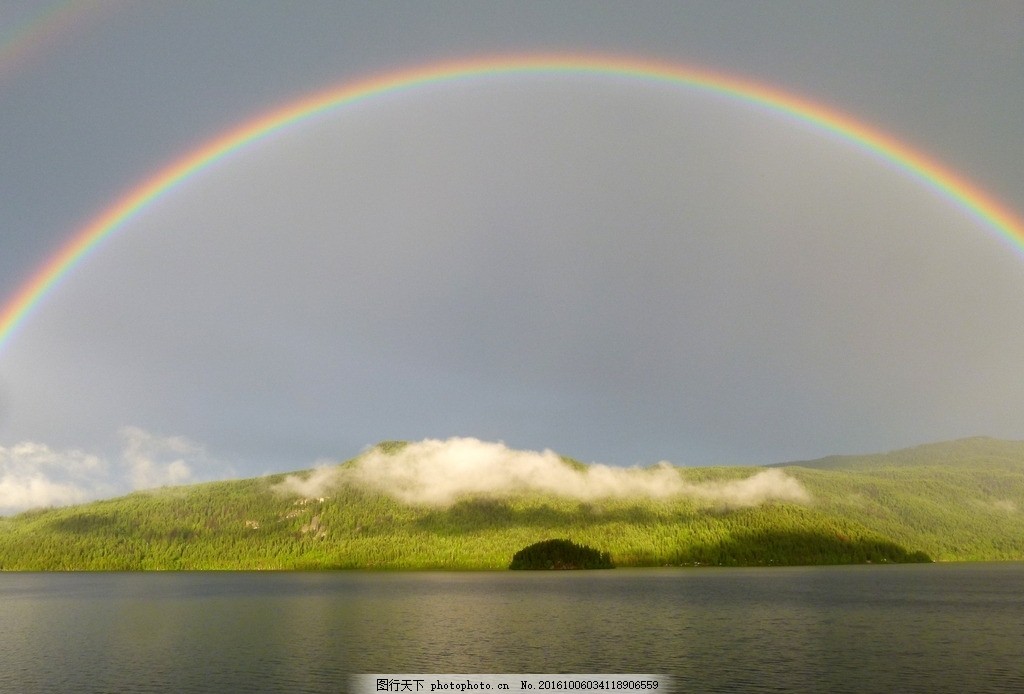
[1, 564, 1022, 693]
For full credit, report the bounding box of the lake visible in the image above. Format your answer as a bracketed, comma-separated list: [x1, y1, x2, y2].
[1, 564, 1022, 693]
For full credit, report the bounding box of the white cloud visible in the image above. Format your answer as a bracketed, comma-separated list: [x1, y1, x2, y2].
[118, 426, 197, 490]
[0, 442, 110, 514]
[0, 473, 91, 513]
[272, 460, 339, 499]
[2, 433, 811, 516]
[273, 437, 811, 508]
[686, 468, 810, 507]
[0, 427, 230, 515]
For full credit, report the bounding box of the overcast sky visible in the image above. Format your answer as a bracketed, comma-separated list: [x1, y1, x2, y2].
[1, 1, 1023, 513]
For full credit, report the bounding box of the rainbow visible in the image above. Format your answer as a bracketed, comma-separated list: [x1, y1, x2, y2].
[2, 53, 1023, 355]
[0, 1, 102, 82]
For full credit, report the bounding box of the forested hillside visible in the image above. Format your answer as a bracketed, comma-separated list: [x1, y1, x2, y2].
[780, 437, 1024, 561]
[1, 438, 1022, 570]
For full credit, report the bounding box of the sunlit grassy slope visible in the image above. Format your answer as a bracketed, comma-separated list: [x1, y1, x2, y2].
[1, 437, 1022, 570]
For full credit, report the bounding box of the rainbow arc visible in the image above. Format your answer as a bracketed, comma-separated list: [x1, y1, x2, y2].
[2, 54, 1022, 355]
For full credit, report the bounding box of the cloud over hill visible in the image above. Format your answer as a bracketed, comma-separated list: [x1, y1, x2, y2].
[0, 428, 228, 515]
[275, 437, 810, 508]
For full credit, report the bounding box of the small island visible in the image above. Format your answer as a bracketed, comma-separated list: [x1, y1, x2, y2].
[509, 538, 615, 570]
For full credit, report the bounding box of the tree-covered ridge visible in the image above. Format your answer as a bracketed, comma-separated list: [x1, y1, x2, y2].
[0, 437, 1022, 570]
[777, 436, 1024, 470]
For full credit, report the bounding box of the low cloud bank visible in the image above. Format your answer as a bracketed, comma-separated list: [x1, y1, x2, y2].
[0, 427, 227, 515]
[2, 434, 811, 515]
[275, 437, 810, 508]
[273, 463, 342, 499]
[0, 442, 104, 512]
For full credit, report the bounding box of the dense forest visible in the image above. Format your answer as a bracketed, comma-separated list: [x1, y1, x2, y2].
[1, 437, 1022, 570]
[509, 538, 615, 569]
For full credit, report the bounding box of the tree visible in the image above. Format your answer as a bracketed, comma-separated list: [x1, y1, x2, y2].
[509, 538, 614, 570]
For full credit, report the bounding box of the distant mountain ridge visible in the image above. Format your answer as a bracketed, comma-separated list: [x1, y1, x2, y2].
[773, 436, 1024, 470]
[1, 436, 1023, 570]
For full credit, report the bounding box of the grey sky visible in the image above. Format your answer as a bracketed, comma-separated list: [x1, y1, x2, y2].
[1, 1, 1023, 512]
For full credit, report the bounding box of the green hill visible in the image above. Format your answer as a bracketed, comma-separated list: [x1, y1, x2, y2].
[776, 436, 1024, 470]
[1, 437, 1022, 570]
[775, 437, 1024, 561]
